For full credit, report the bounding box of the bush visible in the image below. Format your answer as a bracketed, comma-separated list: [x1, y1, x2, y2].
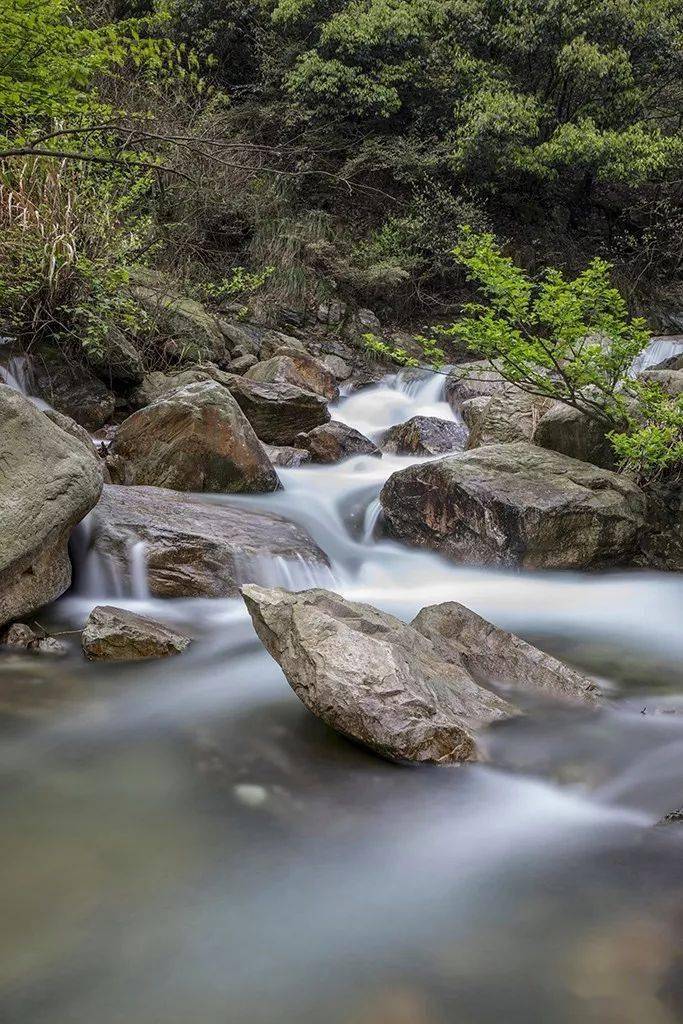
[0, 160, 152, 356]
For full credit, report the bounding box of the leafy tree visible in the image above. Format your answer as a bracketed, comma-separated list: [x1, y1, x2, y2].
[367, 229, 683, 484]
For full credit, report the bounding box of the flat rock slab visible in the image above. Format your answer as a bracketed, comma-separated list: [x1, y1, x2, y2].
[81, 605, 192, 661]
[412, 602, 600, 704]
[90, 485, 330, 597]
[242, 586, 519, 764]
[380, 442, 646, 570]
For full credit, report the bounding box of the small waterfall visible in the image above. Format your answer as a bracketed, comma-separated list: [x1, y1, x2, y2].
[0, 349, 51, 410]
[630, 335, 683, 374]
[362, 498, 382, 543]
[129, 542, 151, 600]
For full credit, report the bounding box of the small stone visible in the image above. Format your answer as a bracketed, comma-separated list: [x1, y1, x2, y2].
[81, 605, 193, 661]
[2, 623, 37, 649]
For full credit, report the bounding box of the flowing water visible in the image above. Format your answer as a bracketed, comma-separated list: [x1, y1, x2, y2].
[1, 361, 683, 1024]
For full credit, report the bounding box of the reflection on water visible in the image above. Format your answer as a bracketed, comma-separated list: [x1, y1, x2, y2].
[1, 369, 682, 1024]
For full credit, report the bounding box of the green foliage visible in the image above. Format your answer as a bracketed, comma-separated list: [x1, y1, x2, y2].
[0, 160, 152, 352]
[0, 0, 169, 147]
[199, 266, 275, 303]
[444, 228, 650, 427]
[610, 382, 683, 482]
[366, 230, 682, 483]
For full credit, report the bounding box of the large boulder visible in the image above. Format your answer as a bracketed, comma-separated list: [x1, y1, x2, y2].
[112, 380, 279, 493]
[90, 485, 329, 597]
[32, 344, 115, 430]
[225, 375, 331, 445]
[533, 402, 615, 469]
[0, 385, 103, 627]
[445, 361, 506, 408]
[298, 421, 380, 463]
[467, 387, 553, 449]
[242, 586, 518, 764]
[81, 605, 192, 661]
[246, 350, 338, 401]
[381, 415, 467, 456]
[411, 602, 600, 704]
[380, 442, 646, 570]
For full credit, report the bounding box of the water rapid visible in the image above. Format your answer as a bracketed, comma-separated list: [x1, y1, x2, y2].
[1, 368, 682, 1024]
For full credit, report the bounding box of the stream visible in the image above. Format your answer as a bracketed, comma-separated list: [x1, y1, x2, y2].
[1, 360, 683, 1024]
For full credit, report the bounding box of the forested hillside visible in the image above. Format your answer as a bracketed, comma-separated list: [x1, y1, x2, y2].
[3, 0, 683, 347]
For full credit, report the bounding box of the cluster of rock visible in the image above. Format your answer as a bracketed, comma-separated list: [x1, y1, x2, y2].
[242, 586, 600, 765]
[376, 357, 682, 570]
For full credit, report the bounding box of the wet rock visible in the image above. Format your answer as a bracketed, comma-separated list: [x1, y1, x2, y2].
[91, 485, 330, 597]
[533, 402, 615, 469]
[81, 605, 192, 661]
[445, 361, 506, 408]
[112, 379, 279, 493]
[242, 585, 519, 764]
[467, 387, 553, 448]
[227, 353, 258, 374]
[657, 806, 683, 826]
[2, 622, 36, 650]
[297, 421, 381, 463]
[1, 623, 69, 657]
[32, 345, 115, 430]
[264, 444, 311, 468]
[412, 602, 600, 704]
[85, 327, 144, 387]
[0, 385, 103, 628]
[246, 350, 339, 400]
[381, 416, 467, 456]
[380, 442, 646, 570]
[225, 375, 330, 445]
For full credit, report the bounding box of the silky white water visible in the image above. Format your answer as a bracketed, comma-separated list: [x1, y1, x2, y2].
[1, 364, 682, 1024]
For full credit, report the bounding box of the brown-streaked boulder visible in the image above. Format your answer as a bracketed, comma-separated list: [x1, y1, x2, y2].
[242, 585, 519, 764]
[297, 421, 380, 463]
[112, 379, 279, 493]
[380, 442, 646, 570]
